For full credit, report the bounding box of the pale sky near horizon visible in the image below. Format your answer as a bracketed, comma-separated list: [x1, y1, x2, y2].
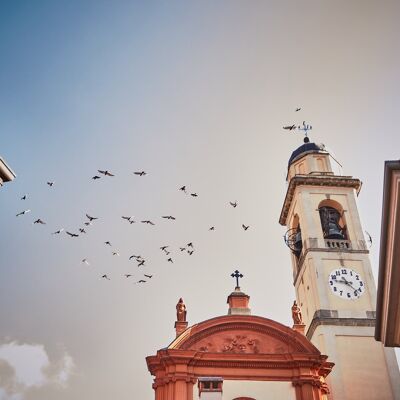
[1, 1, 400, 399]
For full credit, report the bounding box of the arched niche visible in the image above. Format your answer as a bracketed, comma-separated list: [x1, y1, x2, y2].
[318, 199, 348, 240]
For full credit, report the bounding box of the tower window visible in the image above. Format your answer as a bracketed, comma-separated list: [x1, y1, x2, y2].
[319, 206, 347, 240]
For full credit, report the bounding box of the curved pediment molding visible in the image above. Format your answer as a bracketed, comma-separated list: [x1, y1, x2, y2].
[168, 315, 318, 355]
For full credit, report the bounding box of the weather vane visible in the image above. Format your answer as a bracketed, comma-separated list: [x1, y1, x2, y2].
[298, 121, 312, 143]
[231, 269, 243, 289]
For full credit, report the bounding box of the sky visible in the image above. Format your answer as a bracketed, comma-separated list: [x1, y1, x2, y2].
[1, 1, 400, 399]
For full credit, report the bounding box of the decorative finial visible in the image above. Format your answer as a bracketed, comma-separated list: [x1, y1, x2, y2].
[291, 300, 303, 325]
[230, 270, 243, 289]
[176, 297, 187, 322]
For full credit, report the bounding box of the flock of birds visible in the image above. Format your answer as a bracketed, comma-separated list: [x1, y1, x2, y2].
[14, 170, 251, 284]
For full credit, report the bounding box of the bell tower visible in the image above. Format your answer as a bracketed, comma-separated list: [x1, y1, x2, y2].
[280, 137, 400, 400]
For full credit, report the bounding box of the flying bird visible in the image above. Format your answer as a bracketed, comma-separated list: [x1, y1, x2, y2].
[98, 170, 114, 176]
[137, 280, 146, 283]
[16, 209, 31, 217]
[167, 258, 173, 263]
[283, 125, 297, 131]
[112, 252, 120, 256]
[66, 231, 79, 237]
[79, 228, 87, 234]
[101, 274, 110, 280]
[129, 254, 142, 260]
[229, 201, 237, 208]
[187, 250, 194, 255]
[52, 228, 64, 234]
[137, 260, 145, 267]
[179, 247, 186, 252]
[125, 274, 132, 278]
[187, 242, 193, 248]
[105, 241, 112, 246]
[160, 246, 169, 251]
[133, 171, 146, 176]
[82, 259, 90, 265]
[144, 274, 153, 279]
[86, 214, 98, 221]
[33, 219, 46, 224]
[190, 193, 198, 197]
[92, 175, 101, 180]
[295, 107, 301, 112]
[242, 224, 250, 231]
[84, 222, 92, 226]
[141, 220, 155, 225]
[365, 231, 373, 247]
[179, 186, 187, 193]
[209, 226, 215, 231]
[162, 215, 176, 220]
[122, 216, 132, 221]
[20, 195, 27, 200]
[47, 181, 55, 187]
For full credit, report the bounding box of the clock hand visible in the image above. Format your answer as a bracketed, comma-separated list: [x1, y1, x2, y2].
[340, 277, 357, 291]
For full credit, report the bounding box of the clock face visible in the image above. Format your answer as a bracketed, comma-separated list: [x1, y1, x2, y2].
[328, 268, 365, 300]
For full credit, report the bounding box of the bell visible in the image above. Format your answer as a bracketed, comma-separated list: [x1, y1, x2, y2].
[293, 230, 303, 256]
[326, 222, 345, 240]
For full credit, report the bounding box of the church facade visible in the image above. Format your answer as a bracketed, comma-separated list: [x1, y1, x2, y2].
[146, 289, 333, 400]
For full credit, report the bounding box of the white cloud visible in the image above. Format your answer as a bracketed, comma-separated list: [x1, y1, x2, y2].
[0, 342, 74, 400]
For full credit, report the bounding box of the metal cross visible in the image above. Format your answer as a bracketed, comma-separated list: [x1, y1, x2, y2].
[231, 270, 243, 288]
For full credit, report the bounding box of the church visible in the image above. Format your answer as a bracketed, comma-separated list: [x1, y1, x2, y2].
[146, 139, 400, 400]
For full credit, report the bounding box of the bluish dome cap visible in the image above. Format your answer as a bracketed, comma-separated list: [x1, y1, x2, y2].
[288, 141, 324, 166]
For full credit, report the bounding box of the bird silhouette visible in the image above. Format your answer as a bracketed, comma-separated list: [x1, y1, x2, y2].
[144, 274, 153, 278]
[167, 258, 173, 263]
[209, 226, 215, 231]
[82, 259, 90, 265]
[229, 201, 237, 208]
[133, 171, 146, 176]
[180, 247, 186, 252]
[242, 224, 250, 231]
[105, 241, 112, 246]
[79, 228, 87, 234]
[190, 193, 198, 197]
[101, 274, 110, 280]
[187, 250, 194, 255]
[86, 214, 98, 222]
[16, 210, 31, 217]
[52, 228, 64, 234]
[20, 195, 27, 200]
[47, 181, 55, 187]
[283, 125, 296, 131]
[129, 254, 142, 260]
[125, 274, 132, 278]
[162, 215, 176, 220]
[122, 216, 132, 221]
[112, 252, 120, 256]
[92, 175, 101, 180]
[187, 242, 193, 248]
[365, 231, 373, 248]
[33, 219, 46, 224]
[137, 260, 145, 267]
[137, 279, 146, 283]
[141, 220, 155, 225]
[160, 246, 169, 251]
[98, 170, 114, 176]
[66, 231, 79, 237]
[179, 186, 186, 193]
[295, 107, 301, 112]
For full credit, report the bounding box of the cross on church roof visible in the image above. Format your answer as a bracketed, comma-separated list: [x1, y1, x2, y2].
[231, 270, 243, 289]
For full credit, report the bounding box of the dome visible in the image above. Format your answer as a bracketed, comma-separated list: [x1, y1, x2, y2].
[288, 141, 325, 166]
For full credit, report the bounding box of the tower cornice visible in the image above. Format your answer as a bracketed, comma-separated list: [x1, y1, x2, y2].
[279, 175, 362, 225]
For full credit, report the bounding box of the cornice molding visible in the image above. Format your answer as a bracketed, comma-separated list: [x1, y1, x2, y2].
[279, 175, 362, 226]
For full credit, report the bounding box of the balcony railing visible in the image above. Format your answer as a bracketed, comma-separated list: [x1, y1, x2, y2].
[325, 239, 352, 249]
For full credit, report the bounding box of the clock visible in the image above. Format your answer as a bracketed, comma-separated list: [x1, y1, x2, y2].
[328, 267, 365, 300]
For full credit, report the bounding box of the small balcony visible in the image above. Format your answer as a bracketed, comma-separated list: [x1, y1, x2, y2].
[325, 239, 352, 250]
